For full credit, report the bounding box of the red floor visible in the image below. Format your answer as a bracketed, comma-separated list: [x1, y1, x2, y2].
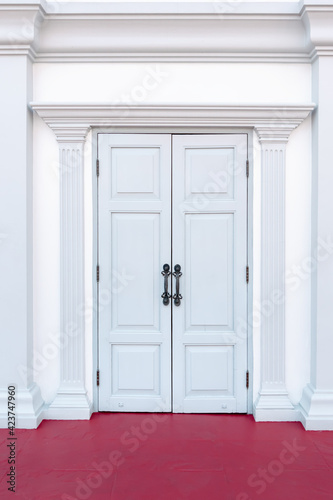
[1, 413, 333, 500]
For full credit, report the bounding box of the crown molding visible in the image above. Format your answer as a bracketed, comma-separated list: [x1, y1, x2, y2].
[0, 2, 44, 54]
[32, 52, 312, 64]
[0, 1, 328, 63]
[301, 1, 333, 59]
[43, 2, 302, 17]
[30, 102, 315, 142]
[1, 2, 332, 63]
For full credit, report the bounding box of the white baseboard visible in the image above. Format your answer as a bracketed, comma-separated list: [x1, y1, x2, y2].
[299, 384, 333, 431]
[0, 383, 44, 429]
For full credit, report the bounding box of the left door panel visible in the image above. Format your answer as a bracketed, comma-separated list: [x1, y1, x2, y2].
[98, 134, 172, 412]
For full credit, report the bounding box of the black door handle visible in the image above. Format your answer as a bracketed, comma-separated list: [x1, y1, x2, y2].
[173, 264, 183, 306]
[161, 264, 171, 305]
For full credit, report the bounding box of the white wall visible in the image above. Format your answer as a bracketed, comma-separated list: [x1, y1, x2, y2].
[33, 115, 60, 404]
[33, 63, 310, 104]
[32, 62, 312, 409]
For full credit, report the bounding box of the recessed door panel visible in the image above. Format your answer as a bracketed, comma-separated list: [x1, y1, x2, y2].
[111, 147, 160, 199]
[111, 344, 161, 395]
[110, 213, 160, 330]
[185, 147, 235, 201]
[185, 345, 234, 395]
[185, 213, 234, 331]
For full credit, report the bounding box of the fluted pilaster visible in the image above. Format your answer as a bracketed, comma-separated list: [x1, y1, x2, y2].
[254, 131, 295, 421]
[48, 132, 92, 419]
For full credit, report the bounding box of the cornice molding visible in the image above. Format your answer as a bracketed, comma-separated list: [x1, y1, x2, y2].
[301, 1, 333, 59]
[32, 52, 311, 64]
[30, 102, 315, 142]
[43, 2, 301, 17]
[0, 2, 44, 58]
[0, 1, 331, 63]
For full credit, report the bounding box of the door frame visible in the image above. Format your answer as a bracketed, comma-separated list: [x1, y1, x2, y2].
[31, 102, 314, 422]
[92, 127, 254, 415]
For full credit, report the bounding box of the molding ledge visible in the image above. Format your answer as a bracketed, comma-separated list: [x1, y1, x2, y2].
[30, 103, 315, 137]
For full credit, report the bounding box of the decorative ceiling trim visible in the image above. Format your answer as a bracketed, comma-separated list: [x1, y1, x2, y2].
[31, 53, 311, 64]
[1, 1, 332, 63]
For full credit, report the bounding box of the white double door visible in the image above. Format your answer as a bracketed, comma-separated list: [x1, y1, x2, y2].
[98, 133, 248, 413]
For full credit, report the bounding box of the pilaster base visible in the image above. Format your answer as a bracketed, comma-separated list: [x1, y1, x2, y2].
[46, 389, 92, 420]
[299, 384, 333, 430]
[254, 391, 298, 422]
[0, 383, 44, 429]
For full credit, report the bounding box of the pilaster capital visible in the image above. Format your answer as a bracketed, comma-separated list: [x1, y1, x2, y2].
[254, 104, 315, 144]
[48, 124, 91, 145]
[255, 126, 295, 145]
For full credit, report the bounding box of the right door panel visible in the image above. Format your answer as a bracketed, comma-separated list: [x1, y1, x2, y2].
[172, 134, 248, 413]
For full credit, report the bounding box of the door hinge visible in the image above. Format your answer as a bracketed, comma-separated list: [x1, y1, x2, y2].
[97, 370, 100, 386]
[96, 265, 100, 282]
[96, 159, 100, 177]
[246, 159, 249, 178]
[246, 370, 249, 389]
[246, 266, 249, 284]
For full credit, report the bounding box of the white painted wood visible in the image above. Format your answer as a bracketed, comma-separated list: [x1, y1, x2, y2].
[98, 134, 172, 412]
[172, 135, 248, 413]
[47, 136, 92, 420]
